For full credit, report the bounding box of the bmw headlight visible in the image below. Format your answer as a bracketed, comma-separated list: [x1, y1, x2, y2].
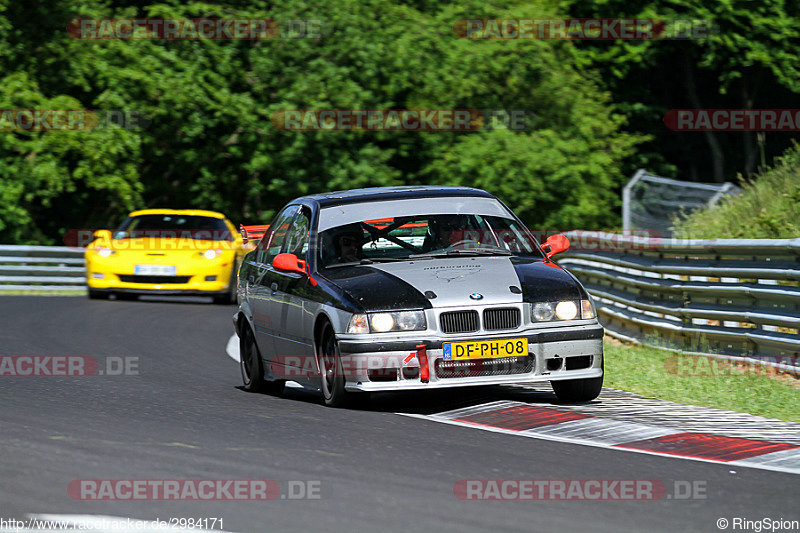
[346, 311, 426, 334]
[202, 249, 223, 259]
[531, 300, 595, 322]
[95, 246, 115, 257]
[555, 301, 578, 321]
[531, 302, 555, 322]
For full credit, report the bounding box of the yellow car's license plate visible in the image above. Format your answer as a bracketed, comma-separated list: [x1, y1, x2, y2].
[443, 338, 528, 361]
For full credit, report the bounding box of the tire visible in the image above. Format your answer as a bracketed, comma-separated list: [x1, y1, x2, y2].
[213, 293, 234, 305]
[239, 324, 284, 394]
[551, 364, 604, 403]
[213, 264, 238, 305]
[88, 289, 109, 300]
[317, 322, 350, 407]
[115, 292, 138, 301]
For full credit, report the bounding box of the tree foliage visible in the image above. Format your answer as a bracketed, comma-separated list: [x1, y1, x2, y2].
[1, 0, 797, 244]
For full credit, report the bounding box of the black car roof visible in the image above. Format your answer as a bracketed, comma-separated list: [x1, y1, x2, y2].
[297, 186, 496, 208]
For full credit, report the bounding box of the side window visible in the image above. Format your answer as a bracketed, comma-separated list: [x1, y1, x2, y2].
[282, 208, 311, 260]
[257, 205, 300, 265]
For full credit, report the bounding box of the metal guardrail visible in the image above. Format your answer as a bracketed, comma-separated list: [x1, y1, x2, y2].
[0, 245, 86, 291]
[559, 232, 800, 369]
[3, 238, 800, 369]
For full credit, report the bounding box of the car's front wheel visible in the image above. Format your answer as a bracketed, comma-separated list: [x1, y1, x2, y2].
[551, 369, 604, 403]
[317, 322, 350, 407]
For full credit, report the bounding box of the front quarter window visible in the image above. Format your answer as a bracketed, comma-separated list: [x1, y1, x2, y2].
[257, 205, 300, 265]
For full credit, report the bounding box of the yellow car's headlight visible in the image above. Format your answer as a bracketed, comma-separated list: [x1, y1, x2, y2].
[202, 249, 223, 259]
[95, 246, 115, 257]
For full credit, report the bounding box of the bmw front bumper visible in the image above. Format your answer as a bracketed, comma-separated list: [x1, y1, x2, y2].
[336, 322, 604, 392]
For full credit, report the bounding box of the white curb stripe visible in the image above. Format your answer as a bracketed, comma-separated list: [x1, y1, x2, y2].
[521, 417, 677, 445]
[399, 402, 800, 476]
[226, 333, 239, 362]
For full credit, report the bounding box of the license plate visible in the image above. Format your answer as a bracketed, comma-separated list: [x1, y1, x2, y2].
[443, 338, 528, 361]
[134, 264, 176, 276]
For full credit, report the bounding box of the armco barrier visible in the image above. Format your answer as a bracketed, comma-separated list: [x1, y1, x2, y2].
[0, 245, 86, 291]
[559, 231, 800, 370]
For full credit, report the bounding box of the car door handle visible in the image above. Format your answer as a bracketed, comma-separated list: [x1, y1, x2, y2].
[271, 282, 278, 293]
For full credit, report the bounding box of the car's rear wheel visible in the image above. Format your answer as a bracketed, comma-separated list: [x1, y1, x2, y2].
[240, 325, 265, 391]
[318, 322, 350, 407]
[551, 362, 604, 403]
[239, 324, 284, 395]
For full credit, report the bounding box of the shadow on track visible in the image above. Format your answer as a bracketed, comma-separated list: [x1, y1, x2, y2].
[238, 381, 595, 416]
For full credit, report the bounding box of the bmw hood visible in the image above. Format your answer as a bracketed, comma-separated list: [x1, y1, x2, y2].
[322, 256, 585, 311]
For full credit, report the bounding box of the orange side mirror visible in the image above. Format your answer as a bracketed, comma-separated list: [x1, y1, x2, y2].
[273, 253, 306, 274]
[542, 234, 569, 258]
[273, 253, 318, 286]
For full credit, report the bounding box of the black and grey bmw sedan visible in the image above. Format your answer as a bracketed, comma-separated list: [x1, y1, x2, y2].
[233, 186, 603, 406]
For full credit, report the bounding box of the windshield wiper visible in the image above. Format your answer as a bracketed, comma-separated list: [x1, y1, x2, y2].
[324, 259, 374, 268]
[409, 248, 512, 259]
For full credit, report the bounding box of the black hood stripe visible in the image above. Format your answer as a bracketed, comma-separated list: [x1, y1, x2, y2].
[319, 266, 431, 312]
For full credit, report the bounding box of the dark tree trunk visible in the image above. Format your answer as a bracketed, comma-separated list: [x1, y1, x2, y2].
[684, 57, 725, 182]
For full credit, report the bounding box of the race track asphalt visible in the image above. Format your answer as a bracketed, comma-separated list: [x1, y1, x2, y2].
[0, 296, 797, 532]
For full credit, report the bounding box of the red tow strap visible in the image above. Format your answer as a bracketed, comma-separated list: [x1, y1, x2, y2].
[416, 344, 429, 383]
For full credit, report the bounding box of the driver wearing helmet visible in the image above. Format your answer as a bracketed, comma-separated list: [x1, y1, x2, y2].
[424, 215, 468, 252]
[327, 224, 364, 265]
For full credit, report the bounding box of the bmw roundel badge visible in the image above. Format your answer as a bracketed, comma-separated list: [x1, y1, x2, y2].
[470, 293, 483, 300]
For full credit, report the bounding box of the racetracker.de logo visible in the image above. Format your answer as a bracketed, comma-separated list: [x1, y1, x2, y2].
[664, 355, 800, 377]
[664, 109, 800, 131]
[271, 109, 535, 131]
[67, 18, 329, 40]
[67, 479, 322, 500]
[454, 18, 716, 40]
[453, 479, 701, 501]
[0, 109, 148, 131]
[0, 356, 138, 377]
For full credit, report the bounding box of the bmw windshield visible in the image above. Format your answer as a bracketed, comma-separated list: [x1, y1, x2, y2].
[319, 213, 545, 268]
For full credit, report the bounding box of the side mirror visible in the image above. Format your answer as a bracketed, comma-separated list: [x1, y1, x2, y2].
[273, 253, 308, 275]
[273, 253, 318, 286]
[542, 234, 569, 258]
[93, 229, 112, 243]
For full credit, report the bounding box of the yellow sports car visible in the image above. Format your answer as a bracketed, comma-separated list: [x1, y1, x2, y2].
[85, 209, 246, 304]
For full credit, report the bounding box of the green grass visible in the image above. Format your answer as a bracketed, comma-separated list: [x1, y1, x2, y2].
[674, 143, 800, 238]
[0, 290, 86, 296]
[604, 340, 800, 423]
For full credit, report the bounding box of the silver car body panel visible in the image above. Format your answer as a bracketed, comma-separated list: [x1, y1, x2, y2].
[369, 256, 523, 308]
